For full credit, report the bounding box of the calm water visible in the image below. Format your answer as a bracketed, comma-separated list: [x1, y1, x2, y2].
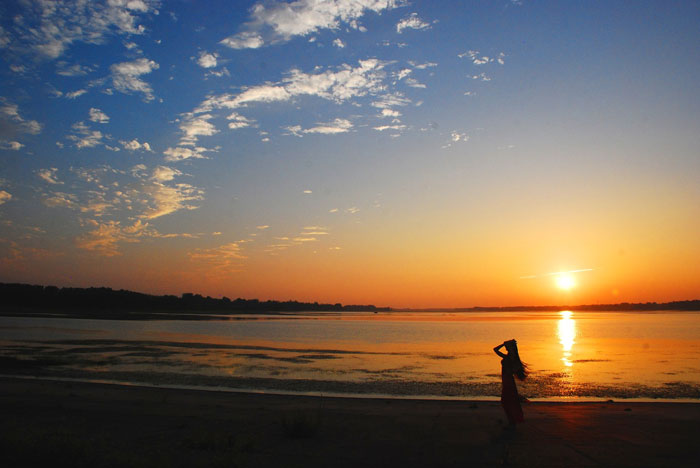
[1, 311, 699, 400]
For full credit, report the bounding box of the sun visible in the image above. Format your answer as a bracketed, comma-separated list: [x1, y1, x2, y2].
[555, 273, 576, 290]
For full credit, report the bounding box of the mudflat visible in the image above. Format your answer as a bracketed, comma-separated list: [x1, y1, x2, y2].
[1, 376, 698, 467]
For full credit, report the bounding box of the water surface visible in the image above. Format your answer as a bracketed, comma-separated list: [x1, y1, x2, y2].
[1, 310, 699, 400]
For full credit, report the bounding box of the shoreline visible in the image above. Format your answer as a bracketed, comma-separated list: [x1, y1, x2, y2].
[2, 376, 699, 467]
[4, 373, 700, 404]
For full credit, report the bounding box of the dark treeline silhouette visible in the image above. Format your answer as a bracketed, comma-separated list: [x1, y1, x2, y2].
[0, 283, 389, 317]
[1, 283, 698, 320]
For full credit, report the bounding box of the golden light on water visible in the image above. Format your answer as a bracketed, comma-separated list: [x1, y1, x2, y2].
[558, 310, 577, 367]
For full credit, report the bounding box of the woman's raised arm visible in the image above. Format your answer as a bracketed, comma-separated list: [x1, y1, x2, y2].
[493, 342, 507, 358]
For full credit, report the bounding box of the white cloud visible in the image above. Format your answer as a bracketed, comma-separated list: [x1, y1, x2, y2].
[110, 58, 159, 101]
[451, 131, 469, 142]
[257, 225, 270, 230]
[0, 190, 11, 205]
[303, 190, 312, 194]
[470, 72, 491, 81]
[151, 166, 182, 182]
[346, 206, 359, 214]
[5, 0, 157, 59]
[409, 61, 437, 70]
[396, 13, 431, 33]
[177, 114, 219, 145]
[404, 77, 425, 88]
[139, 181, 204, 220]
[197, 51, 218, 68]
[301, 118, 353, 135]
[333, 38, 345, 48]
[227, 112, 256, 130]
[163, 146, 212, 162]
[188, 59, 388, 143]
[37, 168, 63, 185]
[0, 99, 42, 135]
[206, 67, 231, 79]
[43, 192, 78, 209]
[89, 108, 110, 123]
[0, 140, 24, 150]
[66, 121, 103, 148]
[373, 124, 406, 131]
[64, 89, 88, 99]
[121, 139, 152, 151]
[380, 108, 401, 118]
[220, 0, 401, 49]
[371, 92, 410, 109]
[459, 50, 505, 66]
[56, 62, 94, 76]
[396, 68, 411, 80]
[220, 31, 264, 49]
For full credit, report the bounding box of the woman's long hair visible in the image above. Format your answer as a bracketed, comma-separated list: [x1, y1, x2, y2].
[505, 340, 528, 381]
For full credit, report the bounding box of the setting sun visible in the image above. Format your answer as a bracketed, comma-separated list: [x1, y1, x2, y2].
[555, 274, 576, 291]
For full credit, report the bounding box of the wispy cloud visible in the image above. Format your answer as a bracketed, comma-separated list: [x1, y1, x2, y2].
[0, 190, 11, 205]
[189, 242, 246, 274]
[110, 58, 159, 101]
[3, 0, 157, 59]
[37, 168, 63, 185]
[151, 166, 182, 183]
[64, 89, 88, 99]
[220, 0, 401, 49]
[373, 124, 406, 131]
[43, 192, 78, 209]
[89, 108, 109, 123]
[196, 59, 387, 113]
[0, 99, 42, 136]
[227, 112, 256, 130]
[297, 118, 353, 135]
[163, 146, 213, 162]
[66, 121, 103, 148]
[178, 114, 218, 145]
[459, 50, 505, 66]
[469, 72, 491, 81]
[76, 219, 163, 257]
[0, 140, 23, 150]
[396, 13, 431, 33]
[56, 62, 95, 76]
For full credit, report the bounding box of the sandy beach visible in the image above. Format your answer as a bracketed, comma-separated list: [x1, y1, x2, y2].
[1, 376, 698, 467]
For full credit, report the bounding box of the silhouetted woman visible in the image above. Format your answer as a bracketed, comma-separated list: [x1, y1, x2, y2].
[493, 339, 527, 426]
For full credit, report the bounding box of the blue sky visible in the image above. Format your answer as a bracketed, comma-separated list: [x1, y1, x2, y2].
[1, 1, 699, 306]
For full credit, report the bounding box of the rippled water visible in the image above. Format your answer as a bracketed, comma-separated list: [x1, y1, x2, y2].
[1, 311, 699, 400]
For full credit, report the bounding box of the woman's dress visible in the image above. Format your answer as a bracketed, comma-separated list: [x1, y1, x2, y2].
[501, 358, 524, 424]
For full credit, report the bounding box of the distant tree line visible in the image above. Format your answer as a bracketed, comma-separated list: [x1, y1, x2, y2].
[0, 283, 390, 315]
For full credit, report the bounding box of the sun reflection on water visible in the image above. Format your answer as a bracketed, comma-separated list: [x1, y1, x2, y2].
[558, 310, 576, 368]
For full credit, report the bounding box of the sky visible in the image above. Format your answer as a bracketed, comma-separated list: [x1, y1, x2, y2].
[1, 0, 699, 308]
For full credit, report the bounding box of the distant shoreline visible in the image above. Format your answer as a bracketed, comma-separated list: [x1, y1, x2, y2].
[1, 282, 699, 318]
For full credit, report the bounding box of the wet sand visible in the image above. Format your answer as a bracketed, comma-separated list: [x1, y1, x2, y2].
[1, 376, 699, 467]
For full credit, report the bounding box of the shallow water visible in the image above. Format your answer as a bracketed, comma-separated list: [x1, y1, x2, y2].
[1, 311, 699, 400]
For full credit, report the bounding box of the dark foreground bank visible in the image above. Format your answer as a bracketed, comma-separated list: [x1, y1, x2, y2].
[1, 377, 698, 468]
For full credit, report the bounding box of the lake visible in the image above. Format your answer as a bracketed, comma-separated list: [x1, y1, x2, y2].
[1, 310, 699, 401]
